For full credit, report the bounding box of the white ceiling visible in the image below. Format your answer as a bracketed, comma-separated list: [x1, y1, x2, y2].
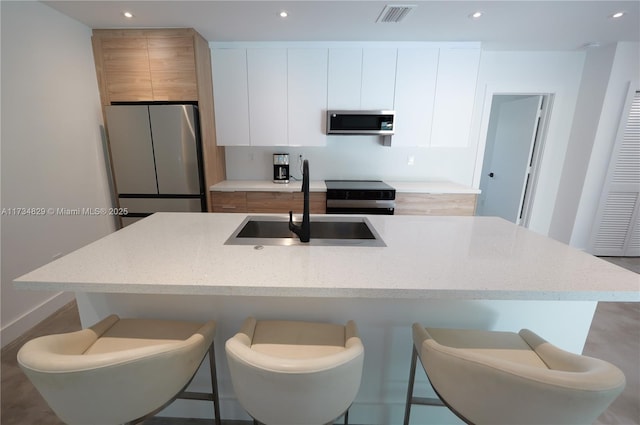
[43, 1, 639, 50]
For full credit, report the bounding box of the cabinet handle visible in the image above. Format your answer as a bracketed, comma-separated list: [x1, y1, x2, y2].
[488, 172, 494, 178]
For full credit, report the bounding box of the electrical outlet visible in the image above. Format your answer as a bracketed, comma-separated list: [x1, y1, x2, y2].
[407, 156, 415, 166]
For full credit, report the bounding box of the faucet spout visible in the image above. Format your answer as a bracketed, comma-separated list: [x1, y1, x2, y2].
[289, 159, 310, 242]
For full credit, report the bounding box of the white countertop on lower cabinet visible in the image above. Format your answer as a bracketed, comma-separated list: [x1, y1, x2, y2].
[209, 180, 480, 194]
[210, 180, 327, 192]
[14, 213, 639, 301]
[387, 181, 480, 194]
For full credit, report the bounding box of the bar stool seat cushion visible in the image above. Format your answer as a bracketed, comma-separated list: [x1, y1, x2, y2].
[250, 320, 347, 359]
[226, 317, 364, 425]
[411, 324, 626, 425]
[18, 315, 216, 425]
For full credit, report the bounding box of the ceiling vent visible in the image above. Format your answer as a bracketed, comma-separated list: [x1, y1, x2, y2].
[376, 4, 416, 23]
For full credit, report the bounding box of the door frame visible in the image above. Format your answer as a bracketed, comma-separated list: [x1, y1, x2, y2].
[474, 90, 554, 226]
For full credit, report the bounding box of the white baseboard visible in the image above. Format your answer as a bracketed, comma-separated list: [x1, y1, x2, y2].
[1, 292, 75, 348]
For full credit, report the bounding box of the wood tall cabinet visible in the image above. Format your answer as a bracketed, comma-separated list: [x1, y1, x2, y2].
[91, 28, 226, 211]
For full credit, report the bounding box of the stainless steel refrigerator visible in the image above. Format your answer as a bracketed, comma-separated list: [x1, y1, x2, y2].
[106, 104, 206, 227]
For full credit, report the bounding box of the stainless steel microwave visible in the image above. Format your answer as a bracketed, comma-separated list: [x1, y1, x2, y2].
[326, 110, 395, 135]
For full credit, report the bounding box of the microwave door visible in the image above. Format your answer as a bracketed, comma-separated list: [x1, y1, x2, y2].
[149, 104, 202, 195]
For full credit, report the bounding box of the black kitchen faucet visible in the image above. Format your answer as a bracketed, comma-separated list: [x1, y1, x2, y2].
[289, 159, 310, 242]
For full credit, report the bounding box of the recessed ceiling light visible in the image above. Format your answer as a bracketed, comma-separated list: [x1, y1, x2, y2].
[279, 11, 288, 18]
[123, 11, 134, 19]
[610, 11, 625, 19]
[469, 11, 483, 19]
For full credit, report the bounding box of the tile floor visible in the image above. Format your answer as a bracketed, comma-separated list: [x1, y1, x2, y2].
[2, 257, 638, 425]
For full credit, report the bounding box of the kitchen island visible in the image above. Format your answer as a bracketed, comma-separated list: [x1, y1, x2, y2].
[14, 213, 639, 424]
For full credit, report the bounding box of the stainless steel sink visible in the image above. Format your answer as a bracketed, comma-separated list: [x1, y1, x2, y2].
[225, 216, 386, 247]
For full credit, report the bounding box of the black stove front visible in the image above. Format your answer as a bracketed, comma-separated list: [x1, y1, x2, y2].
[325, 180, 396, 215]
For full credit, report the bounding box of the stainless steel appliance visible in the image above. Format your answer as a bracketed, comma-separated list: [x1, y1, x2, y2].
[106, 103, 206, 227]
[273, 153, 290, 183]
[325, 180, 396, 215]
[326, 110, 395, 135]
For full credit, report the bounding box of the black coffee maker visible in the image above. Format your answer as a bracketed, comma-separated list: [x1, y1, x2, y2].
[273, 153, 290, 183]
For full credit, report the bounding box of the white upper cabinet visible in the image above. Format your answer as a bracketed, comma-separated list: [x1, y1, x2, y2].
[211, 43, 480, 147]
[392, 48, 439, 147]
[213, 47, 328, 147]
[211, 48, 250, 146]
[247, 48, 288, 146]
[328, 47, 398, 110]
[288, 48, 328, 146]
[361, 48, 397, 110]
[327, 48, 363, 110]
[430, 48, 481, 147]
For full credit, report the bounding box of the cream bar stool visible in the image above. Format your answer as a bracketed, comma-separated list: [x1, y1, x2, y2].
[18, 314, 221, 425]
[225, 317, 364, 425]
[404, 324, 626, 425]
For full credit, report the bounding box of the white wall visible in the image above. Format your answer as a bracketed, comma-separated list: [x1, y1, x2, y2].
[571, 42, 640, 250]
[470, 51, 585, 235]
[548, 45, 618, 244]
[0, 1, 115, 347]
[224, 140, 478, 184]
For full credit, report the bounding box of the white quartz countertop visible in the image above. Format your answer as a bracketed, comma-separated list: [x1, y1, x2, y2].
[210, 180, 326, 192]
[386, 181, 480, 194]
[15, 213, 639, 301]
[209, 180, 479, 194]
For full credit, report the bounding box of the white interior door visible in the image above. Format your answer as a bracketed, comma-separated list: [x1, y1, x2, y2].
[590, 89, 640, 256]
[477, 95, 543, 223]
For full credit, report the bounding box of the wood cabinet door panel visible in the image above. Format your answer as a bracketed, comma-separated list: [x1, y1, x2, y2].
[148, 37, 197, 100]
[101, 37, 149, 50]
[247, 192, 294, 213]
[292, 192, 326, 214]
[211, 192, 247, 212]
[101, 38, 153, 101]
[395, 193, 477, 216]
[212, 190, 326, 214]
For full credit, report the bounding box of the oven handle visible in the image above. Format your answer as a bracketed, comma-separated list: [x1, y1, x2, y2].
[326, 199, 396, 209]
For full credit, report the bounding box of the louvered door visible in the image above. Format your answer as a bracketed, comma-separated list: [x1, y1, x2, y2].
[590, 88, 640, 256]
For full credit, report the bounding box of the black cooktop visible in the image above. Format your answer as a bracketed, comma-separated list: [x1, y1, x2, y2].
[324, 180, 395, 191]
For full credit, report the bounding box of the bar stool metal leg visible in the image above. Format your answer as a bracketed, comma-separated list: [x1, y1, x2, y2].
[403, 346, 419, 425]
[404, 346, 444, 425]
[209, 341, 222, 425]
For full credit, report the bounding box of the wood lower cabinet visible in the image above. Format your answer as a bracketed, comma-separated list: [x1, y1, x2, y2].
[395, 193, 477, 216]
[212, 190, 476, 216]
[211, 192, 247, 213]
[211, 191, 326, 214]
